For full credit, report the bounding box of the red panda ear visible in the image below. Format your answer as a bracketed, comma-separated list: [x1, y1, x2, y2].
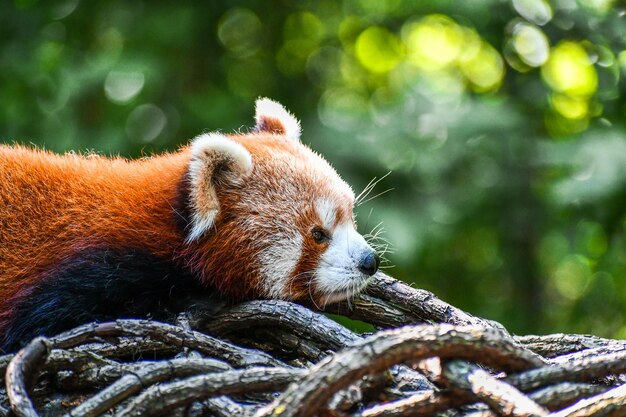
[186, 133, 253, 242]
[254, 97, 302, 141]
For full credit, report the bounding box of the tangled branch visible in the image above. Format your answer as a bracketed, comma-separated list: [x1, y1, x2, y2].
[2, 272, 626, 416]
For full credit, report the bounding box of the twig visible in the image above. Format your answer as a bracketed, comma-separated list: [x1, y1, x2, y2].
[354, 382, 606, 417]
[442, 360, 548, 417]
[248, 328, 326, 362]
[318, 294, 423, 329]
[355, 390, 465, 417]
[5, 337, 50, 417]
[70, 337, 177, 359]
[549, 345, 626, 365]
[200, 300, 359, 349]
[515, 334, 626, 358]
[51, 320, 283, 367]
[3, 274, 626, 417]
[366, 273, 503, 330]
[529, 382, 608, 411]
[201, 396, 256, 417]
[506, 349, 626, 391]
[68, 357, 232, 417]
[202, 300, 433, 391]
[550, 382, 626, 417]
[116, 367, 305, 417]
[258, 324, 543, 417]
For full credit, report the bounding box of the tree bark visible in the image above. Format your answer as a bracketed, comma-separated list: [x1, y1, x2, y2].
[1, 273, 625, 417]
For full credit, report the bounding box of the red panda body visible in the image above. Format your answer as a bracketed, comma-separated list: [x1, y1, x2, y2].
[0, 146, 195, 349]
[0, 99, 380, 351]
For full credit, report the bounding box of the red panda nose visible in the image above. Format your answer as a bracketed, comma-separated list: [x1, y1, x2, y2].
[358, 252, 380, 276]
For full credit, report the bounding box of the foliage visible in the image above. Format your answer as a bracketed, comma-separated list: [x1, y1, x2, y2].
[2, 0, 626, 337]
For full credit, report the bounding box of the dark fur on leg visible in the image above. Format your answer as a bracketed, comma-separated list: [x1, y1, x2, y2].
[1, 248, 221, 352]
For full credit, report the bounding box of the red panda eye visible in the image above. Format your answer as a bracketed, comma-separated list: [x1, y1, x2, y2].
[311, 227, 330, 244]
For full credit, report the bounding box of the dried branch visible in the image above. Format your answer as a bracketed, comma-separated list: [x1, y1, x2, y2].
[245, 328, 326, 362]
[200, 300, 358, 349]
[68, 357, 231, 417]
[116, 367, 305, 417]
[258, 324, 542, 417]
[366, 273, 505, 330]
[530, 382, 608, 411]
[442, 360, 548, 417]
[506, 349, 626, 391]
[550, 382, 626, 417]
[354, 390, 465, 417]
[5, 337, 50, 417]
[515, 334, 626, 358]
[51, 319, 283, 367]
[2, 273, 626, 417]
[201, 396, 256, 417]
[69, 337, 178, 359]
[319, 293, 423, 329]
[202, 300, 433, 392]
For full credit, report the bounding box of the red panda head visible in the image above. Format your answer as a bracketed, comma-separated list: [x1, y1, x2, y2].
[183, 98, 379, 306]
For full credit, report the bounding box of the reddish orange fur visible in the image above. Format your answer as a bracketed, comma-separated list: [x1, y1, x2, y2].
[0, 145, 191, 330]
[0, 129, 355, 334]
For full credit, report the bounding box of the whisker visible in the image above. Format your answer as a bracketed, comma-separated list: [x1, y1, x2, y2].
[368, 221, 385, 236]
[355, 172, 391, 205]
[307, 278, 321, 310]
[291, 270, 316, 280]
[355, 176, 379, 205]
[357, 187, 395, 206]
[361, 207, 374, 235]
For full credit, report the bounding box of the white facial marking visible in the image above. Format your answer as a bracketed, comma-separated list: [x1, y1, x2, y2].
[255, 97, 302, 141]
[259, 232, 303, 299]
[314, 222, 374, 304]
[315, 197, 337, 231]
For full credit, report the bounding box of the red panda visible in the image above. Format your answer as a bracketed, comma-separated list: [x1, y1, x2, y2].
[0, 98, 379, 351]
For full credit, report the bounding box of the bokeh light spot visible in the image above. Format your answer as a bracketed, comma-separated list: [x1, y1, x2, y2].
[218, 8, 262, 58]
[126, 104, 166, 143]
[51, 0, 79, 20]
[579, 0, 615, 14]
[511, 23, 549, 67]
[338, 16, 363, 47]
[284, 11, 323, 43]
[542, 41, 598, 97]
[36, 41, 64, 72]
[355, 26, 403, 74]
[104, 71, 144, 104]
[463, 228, 500, 271]
[551, 93, 589, 119]
[402, 15, 463, 71]
[356, 0, 401, 16]
[552, 254, 592, 301]
[277, 12, 324, 76]
[545, 111, 589, 136]
[512, 0, 553, 25]
[538, 231, 569, 270]
[459, 42, 505, 92]
[576, 221, 608, 258]
[617, 50, 626, 71]
[96, 27, 124, 56]
[318, 88, 369, 130]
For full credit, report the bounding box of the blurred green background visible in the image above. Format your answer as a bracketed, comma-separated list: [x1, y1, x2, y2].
[2, 0, 626, 337]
